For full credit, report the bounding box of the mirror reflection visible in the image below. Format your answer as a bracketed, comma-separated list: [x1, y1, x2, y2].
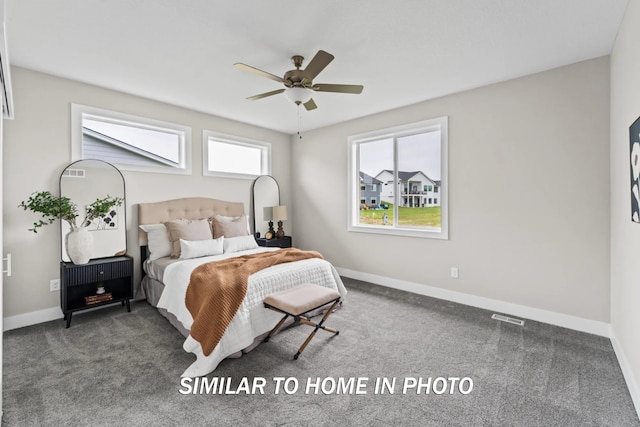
[60, 159, 126, 261]
[251, 175, 280, 237]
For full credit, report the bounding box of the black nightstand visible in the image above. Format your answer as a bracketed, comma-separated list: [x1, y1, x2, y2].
[60, 255, 133, 328]
[256, 236, 292, 248]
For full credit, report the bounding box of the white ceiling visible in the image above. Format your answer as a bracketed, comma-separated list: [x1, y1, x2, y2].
[5, 0, 629, 135]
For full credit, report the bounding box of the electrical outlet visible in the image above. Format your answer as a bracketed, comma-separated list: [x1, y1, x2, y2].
[450, 267, 459, 279]
[50, 279, 60, 292]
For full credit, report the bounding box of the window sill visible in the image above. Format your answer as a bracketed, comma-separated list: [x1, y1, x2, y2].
[348, 224, 448, 240]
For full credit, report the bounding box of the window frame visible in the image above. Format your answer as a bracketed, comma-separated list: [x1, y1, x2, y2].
[348, 116, 449, 239]
[202, 130, 271, 180]
[71, 103, 192, 175]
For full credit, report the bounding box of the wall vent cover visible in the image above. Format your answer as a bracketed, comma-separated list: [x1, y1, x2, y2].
[491, 313, 525, 326]
[62, 168, 85, 178]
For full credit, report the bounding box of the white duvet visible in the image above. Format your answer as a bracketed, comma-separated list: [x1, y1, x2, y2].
[156, 247, 347, 377]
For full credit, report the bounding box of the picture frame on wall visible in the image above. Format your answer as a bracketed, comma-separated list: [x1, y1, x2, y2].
[629, 115, 640, 223]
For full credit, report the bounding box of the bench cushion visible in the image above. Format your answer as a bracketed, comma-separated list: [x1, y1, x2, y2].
[264, 283, 341, 316]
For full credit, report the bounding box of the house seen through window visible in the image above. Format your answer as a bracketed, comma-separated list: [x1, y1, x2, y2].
[348, 117, 448, 239]
[71, 104, 192, 175]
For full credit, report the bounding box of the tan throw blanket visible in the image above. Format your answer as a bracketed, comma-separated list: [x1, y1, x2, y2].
[185, 248, 324, 356]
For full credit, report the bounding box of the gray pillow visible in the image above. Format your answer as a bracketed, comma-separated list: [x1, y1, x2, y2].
[164, 218, 213, 258]
[211, 214, 250, 239]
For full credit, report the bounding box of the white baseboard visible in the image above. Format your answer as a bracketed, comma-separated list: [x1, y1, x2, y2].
[610, 327, 640, 417]
[3, 307, 62, 331]
[336, 268, 610, 337]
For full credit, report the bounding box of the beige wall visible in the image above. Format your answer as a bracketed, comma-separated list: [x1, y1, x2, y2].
[610, 0, 640, 408]
[1, 58, 614, 326]
[292, 57, 611, 323]
[2, 67, 291, 318]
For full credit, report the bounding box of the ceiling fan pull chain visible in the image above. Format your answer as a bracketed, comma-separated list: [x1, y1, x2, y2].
[297, 103, 303, 140]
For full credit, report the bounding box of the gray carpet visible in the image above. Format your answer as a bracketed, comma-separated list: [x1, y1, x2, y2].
[3, 278, 639, 426]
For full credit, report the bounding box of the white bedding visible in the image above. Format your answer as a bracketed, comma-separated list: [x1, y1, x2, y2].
[155, 247, 347, 377]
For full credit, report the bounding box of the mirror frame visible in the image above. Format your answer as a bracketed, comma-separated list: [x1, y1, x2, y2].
[59, 159, 127, 261]
[251, 175, 280, 237]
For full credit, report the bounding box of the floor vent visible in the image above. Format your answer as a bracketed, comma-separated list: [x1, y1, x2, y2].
[491, 313, 525, 326]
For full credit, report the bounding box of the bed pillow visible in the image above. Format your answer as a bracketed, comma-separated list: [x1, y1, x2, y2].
[179, 236, 224, 259]
[164, 218, 213, 258]
[211, 214, 250, 239]
[139, 223, 172, 260]
[223, 235, 259, 254]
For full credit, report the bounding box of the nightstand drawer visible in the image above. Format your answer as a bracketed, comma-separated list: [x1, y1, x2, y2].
[62, 258, 132, 286]
[256, 236, 292, 248]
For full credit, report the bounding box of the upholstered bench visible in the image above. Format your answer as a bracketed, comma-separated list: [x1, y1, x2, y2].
[263, 283, 341, 360]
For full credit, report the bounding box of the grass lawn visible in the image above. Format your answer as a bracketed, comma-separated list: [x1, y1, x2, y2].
[359, 204, 441, 227]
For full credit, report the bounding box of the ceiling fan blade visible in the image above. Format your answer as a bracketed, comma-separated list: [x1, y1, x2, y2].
[302, 50, 334, 81]
[313, 83, 364, 94]
[234, 63, 284, 84]
[303, 98, 317, 111]
[246, 89, 285, 100]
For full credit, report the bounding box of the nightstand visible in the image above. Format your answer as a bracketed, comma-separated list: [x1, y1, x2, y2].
[60, 255, 133, 328]
[256, 235, 292, 248]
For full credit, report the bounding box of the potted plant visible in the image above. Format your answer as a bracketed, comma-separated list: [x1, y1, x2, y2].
[19, 191, 123, 264]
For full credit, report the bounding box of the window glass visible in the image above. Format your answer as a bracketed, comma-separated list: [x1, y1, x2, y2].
[203, 130, 270, 179]
[348, 117, 448, 239]
[71, 104, 191, 175]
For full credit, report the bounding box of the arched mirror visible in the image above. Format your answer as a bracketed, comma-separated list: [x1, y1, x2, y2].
[60, 159, 126, 261]
[251, 175, 280, 237]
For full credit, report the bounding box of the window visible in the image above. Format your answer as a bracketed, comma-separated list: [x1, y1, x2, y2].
[348, 117, 448, 239]
[71, 104, 192, 175]
[203, 130, 271, 179]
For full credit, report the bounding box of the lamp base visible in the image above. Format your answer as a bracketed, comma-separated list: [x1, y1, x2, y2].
[276, 220, 285, 238]
[266, 221, 275, 239]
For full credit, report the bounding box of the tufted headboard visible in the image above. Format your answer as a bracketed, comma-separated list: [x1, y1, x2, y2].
[137, 197, 245, 246]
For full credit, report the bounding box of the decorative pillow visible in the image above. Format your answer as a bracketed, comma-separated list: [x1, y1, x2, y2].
[223, 235, 259, 254]
[211, 214, 250, 239]
[164, 219, 213, 258]
[179, 237, 224, 259]
[139, 224, 172, 260]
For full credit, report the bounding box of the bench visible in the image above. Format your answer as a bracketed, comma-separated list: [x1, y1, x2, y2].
[263, 283, 341, 360]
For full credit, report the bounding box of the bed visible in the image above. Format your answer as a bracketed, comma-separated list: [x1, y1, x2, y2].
[137, 197, 347, 377]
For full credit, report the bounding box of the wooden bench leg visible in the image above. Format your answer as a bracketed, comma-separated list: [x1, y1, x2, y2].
[293, 299, 341, 360]
[264, 314, 289, 343]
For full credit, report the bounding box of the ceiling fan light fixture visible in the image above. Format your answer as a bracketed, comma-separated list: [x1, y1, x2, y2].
[284, 87, 312, 105]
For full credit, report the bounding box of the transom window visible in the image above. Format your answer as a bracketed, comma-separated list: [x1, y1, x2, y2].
[71, 104, 192, 175]
[348, 117, 448, 239]
[203, 130, 271, 179]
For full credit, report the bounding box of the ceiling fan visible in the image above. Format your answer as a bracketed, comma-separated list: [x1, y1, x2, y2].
[234, 50, 364, 111]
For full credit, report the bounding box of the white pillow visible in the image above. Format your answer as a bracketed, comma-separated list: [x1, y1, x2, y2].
[179, 237, 224, 259]
[223, 235, 259, 254]
[139, 224, 172, 260]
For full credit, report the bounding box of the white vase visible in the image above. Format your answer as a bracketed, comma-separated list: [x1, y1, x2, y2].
[66, 227, 93, 265]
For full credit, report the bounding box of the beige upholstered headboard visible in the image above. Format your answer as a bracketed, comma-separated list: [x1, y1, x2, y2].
[137, 197, 245, 246]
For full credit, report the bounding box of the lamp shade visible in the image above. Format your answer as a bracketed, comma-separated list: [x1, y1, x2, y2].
[284, 87, 312, 105]
[263, 206, 273, 221]
[272, 205, 288, 221]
